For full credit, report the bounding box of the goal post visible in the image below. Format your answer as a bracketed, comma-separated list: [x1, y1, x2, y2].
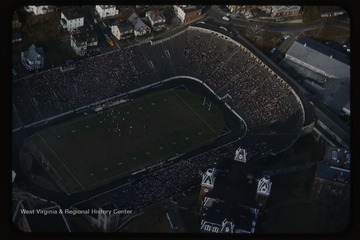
[41, 152, 50, 171]
[202, 97, 212, 111]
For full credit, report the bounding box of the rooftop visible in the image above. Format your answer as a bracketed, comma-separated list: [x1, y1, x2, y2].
[62, 8, 84, 20]
[286, 37, 350, 79]
[315, 161, 350, 184]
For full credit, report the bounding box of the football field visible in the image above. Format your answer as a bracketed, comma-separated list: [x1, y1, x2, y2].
[25, 88, 225, 193]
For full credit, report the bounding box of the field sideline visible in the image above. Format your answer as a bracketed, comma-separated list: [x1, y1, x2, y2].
[24, 88, 225, 193]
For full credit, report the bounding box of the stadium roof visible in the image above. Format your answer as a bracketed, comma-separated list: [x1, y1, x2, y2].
[286, 37, 350, 79]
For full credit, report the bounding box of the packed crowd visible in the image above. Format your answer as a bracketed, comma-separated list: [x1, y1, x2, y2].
[86, 143, 235, 212]
[13, 27, 303, 139]
[183, 29, 303, 127]
[13, 47, 153, 124]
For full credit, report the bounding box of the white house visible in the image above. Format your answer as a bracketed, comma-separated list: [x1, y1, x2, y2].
[21, 44, 44, 71]
[60, 9, 84, 32]
[70, 27, 98, 56]
[95, 5, 119, 19]
[24, 5, 55, 15]
[110, 20, 134, 40]
[145, 10, 166, 31]
[127, 13, 151, 37]
[173, 5, 202, 24]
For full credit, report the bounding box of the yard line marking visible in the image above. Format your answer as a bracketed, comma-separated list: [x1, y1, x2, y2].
[37, 133, 85, 190]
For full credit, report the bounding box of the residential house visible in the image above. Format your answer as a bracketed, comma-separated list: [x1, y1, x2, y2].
[95, 5, 119, 19]
[271, 6, 301, 18]
[227, 5, 272, 15]
[173, 5, 202, 24]
[24, 5, 56, 15]
[60, 8, 84, 32]
[110, 20, 134, 40]
[21, 44, 44, 71]
[127, 13, 151, 37]
[145, 10, 166, 31]
[70, 26, 98, 56]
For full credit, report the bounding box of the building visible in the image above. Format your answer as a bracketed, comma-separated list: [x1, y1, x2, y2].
[21, 44, 44, 71]
[110, 20, 134, 40]
[95, 5, 119, 19]
[285, 38, 349, 79]
[255, 175, 272, 208]
[199, 168, 217, 204]
[145, 10, 166, 31]
[173, 5, 202, 24]
[323, 146, 350, 168]
[227, 5, 272, 15]
[60, 8, 84, 32]
[24, 5, 56, 15]
[234, 147, 247, 163]
[226, 5, 249, 14]
[200, 200, 259, 234]
[311, 147, 350, 213]
[127, 13, 151, 37]
[70, 27, 98, 56]
[271, 6, 301, 18]
[283, 37, 350, 115]
[198, 153, 272, 234]
[12, 193, 72, 232]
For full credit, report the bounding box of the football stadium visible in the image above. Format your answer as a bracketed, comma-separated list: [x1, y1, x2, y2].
[13, 25, 305, 195]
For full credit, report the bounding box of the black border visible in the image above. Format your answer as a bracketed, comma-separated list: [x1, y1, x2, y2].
[5, 0, 359, 239]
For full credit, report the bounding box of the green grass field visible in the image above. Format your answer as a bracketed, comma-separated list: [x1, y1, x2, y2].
[25, 88, 225, 193]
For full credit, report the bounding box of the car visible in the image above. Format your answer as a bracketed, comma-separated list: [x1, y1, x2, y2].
[222, 16, 230, 21]
[270, 48, 277, 54]
[283, 35, 291, 40]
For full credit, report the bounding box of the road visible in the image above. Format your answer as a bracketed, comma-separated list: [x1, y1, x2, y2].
[204, 5, 349, 33]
